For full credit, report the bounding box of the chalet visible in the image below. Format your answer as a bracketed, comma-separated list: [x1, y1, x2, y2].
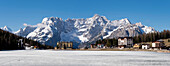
[18, 39, 24, 48]
[54, 47, 57, 50]
[34, 46, 37, 49]
[133, 44, 140, 49]
[90, 44, 96, 48]
[142, 44, 150, 49]
[97, 44, 105, 48]
[57, 42, 73, 49]
[24, 43, 34, 50]
[118, 37, 133, 48]
[152, 40, 165, 50]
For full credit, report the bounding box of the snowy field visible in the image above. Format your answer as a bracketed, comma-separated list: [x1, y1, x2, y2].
[0, 50, 170, 66]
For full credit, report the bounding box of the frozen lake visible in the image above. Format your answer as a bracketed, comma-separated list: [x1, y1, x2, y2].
[0, 50, 170, 66]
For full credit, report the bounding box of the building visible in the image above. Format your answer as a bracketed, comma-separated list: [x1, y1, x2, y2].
[57, 42, 73, 49]
[24, 43, 34, 50]
[142, 44, 150, 49]
[167, 46, 170, 50]
[133, 44, 140, 49]
[18, 39, 24, 49]
[152, 40, 165, 50]
[90, 44, 96, 48]
[118, 37, 133, 48]
[97, 44, 105, 48]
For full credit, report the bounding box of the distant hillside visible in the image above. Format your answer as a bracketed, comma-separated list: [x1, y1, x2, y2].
[0, 29, 53, 50]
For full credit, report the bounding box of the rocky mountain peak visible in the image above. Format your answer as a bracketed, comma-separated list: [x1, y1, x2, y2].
[1, 26, 12, 32]
[135, 22, 143, 27]
[92, 14, 101, 19]
[42, 17, 63, 26]
[120, 18, 131, 24]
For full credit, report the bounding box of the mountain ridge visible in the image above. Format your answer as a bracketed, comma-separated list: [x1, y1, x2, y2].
[14, 14, 156, 48]
[0, 26, 12, 32]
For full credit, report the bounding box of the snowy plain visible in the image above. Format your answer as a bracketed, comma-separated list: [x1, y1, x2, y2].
[0, 50, 170, 66]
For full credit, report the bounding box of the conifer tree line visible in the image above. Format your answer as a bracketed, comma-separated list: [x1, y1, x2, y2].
[0, 29, 53, 50]
[95, 38, 118, 47]
[133, 30, 170, 43]
[95, 30, 170, 47]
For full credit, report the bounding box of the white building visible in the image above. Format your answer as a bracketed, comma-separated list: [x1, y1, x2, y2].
[142, 44, 150, 49]
[118, 37, 133, 48]
[152, 40, 165, 50]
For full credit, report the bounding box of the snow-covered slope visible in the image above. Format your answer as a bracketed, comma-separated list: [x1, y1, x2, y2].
[135, 22, 156, 33]
[15, 14, 156, 48]
[15, 25, 36, 37]
[0, 26, 12, 32]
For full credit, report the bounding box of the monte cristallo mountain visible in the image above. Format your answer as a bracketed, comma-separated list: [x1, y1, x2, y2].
[14, 14, 156, 48]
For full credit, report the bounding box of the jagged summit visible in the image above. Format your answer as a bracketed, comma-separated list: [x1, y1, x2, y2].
[135, 22, 143, 26]
[119, 18, 131, 24]
[42, 17, 63, 25]
[91, 14, 108, 21]
[14, 28, 23, 35]
[14, 14, 156, 48]
[92, 14, 101, 19]
[0, 26, 12, 32]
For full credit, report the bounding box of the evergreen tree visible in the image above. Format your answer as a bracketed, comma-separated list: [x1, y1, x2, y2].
[106, 39, 111, 47]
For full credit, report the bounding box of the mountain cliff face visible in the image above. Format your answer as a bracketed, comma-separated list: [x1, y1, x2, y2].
[15, 14, 156, 48]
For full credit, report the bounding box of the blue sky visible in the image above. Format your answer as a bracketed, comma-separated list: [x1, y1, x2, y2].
[0, 0, 169, 31]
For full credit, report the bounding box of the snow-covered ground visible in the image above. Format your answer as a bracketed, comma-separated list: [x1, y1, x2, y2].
[0, 50, 170, 66]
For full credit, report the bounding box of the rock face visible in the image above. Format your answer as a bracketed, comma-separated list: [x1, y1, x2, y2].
[15, 14, 156, 48]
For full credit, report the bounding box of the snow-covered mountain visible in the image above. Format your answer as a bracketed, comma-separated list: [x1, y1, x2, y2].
[14, 25, 36, 37]
[15, 14, 156, 48]
[135, 22, 155, 33]
[0, 26, 12, 32]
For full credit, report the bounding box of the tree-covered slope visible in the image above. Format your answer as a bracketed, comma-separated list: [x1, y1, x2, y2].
[0, 29, 53, 50]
